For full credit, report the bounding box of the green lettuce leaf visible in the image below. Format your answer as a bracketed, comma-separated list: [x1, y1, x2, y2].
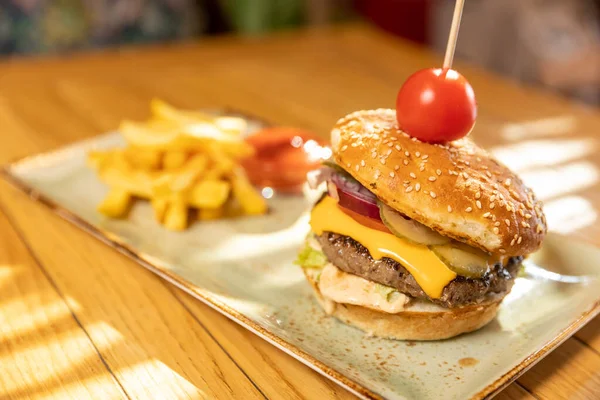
[294, 243, 327, 269]
[374, 283, 399, 302]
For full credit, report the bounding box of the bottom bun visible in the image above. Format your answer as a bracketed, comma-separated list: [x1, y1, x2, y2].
[304, 269, 501, 341]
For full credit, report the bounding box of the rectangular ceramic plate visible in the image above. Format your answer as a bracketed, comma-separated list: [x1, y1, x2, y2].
[3, 114, 600, 400]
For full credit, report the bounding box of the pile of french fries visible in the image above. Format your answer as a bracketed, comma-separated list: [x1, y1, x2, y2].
[88, 99, 267, 231]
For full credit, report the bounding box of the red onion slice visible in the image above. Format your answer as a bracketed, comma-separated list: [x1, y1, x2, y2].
[328, 172, 381, 220]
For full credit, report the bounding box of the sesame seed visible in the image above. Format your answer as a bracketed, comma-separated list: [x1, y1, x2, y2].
[403, 160, 409, 166]
[386, 148, 392, 156]
[390, 137, 397, 141]
[494, 222, 500, 227]
[422, 155, 429, 160]
[394, 165, 400, 170]
[525, 213, 532, 219]
[505, 219, 511, 227]
[371, 152, 377, 159]
[410, 172, 416, 179]
[493, 227, 499, 234]
[436, 169, 442, 176]
[351, 142, 358, 147]
[476, 200, 482, 209]
[361, 160, 366, 167]
[490, 195, 496, 202]
[395, 145, 401, 151]
[477, 157, 482, 162]
[486, 171, 492, 178]
[430, 191, 437, 198]
[483, 212, 491, 218]
[429, 176, 437, 182]
[462, 172, 469, 179]
[405, 151, 410, 157]
[415, 151, 421, 157]
[511, 238, 516, 246]
[405, 186, 413, 193]
[387, 142, 394, 147]
[355, 165, 360, 172]
[475, 192, 481, 200]
[390, 172, 395, 177]
[346, 162, 351, 167]
[521, 221, 528, 228]
[465, 207, 473, 212]
[420, 166, 425, 172]
[517, 236, 523, 244]
[341, 145, 348, 151]
[447, 205, 452, 212]
[490, 203, 496, 209]
[380, 158, 386, 165]
[415, 183, 421, 191]
[536, 225, 543, 233]
[374, 170, 381, 179]
[499, 249, 506, 254]
[504, 178, 512, 186]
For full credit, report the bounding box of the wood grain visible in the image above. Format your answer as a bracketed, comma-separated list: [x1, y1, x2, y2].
[0, 23, 599, 399]
[174, 289, 356, 400]
[0, 205, 125, 399]
[0, 180, 265, 400]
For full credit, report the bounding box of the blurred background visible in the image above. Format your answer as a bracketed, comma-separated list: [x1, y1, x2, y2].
[0, 0, 598, 105]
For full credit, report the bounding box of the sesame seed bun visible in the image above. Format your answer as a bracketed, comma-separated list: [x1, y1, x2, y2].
[331, 109, 547, 256]
[303, 268, 501, 340]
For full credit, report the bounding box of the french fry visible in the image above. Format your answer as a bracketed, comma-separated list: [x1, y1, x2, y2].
[230, 168, 268, 215]
[89, 98, 267, 229]
[163, 193, 188, 231]
[151, 98, 213, 124]
[151, 197, 168, 222]
[152, 154, 208, 199]
[198, 207, 223, 220]
[150, 98, 247, 136]
[188, 180, 230, 209]
[98, 188, 132, 218]
[162, 151, 188, 170]
[98, 166, 153, 198]
[223, 198, 244, 219]
[124, 147, 162, 170]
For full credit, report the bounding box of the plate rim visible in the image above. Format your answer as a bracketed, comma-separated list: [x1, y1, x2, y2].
[3, 150, 600, 400]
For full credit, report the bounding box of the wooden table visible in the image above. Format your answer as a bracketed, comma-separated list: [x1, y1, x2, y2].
[1, 24, 600, 400]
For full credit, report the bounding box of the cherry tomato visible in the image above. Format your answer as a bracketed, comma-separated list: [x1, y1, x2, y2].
[396, 68, 477, 143]
[242, 127, 330, 193]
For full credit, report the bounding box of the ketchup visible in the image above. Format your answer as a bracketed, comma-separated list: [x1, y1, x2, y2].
[242, 127, 330, 193]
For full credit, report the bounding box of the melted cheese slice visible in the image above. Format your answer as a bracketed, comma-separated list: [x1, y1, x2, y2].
[310, 196, 456, 298]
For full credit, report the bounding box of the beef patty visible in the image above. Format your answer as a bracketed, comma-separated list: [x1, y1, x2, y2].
[317, 232, 522, 308]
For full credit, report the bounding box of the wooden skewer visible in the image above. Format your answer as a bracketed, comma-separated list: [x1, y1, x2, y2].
[443, 0, 466, 70]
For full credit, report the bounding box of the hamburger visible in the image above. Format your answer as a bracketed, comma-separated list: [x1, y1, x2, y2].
[297, 109, 547, 340]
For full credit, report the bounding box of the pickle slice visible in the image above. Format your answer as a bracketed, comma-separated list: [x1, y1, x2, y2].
[379, 203, 450, 245]
[430, 243, 490, 278]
